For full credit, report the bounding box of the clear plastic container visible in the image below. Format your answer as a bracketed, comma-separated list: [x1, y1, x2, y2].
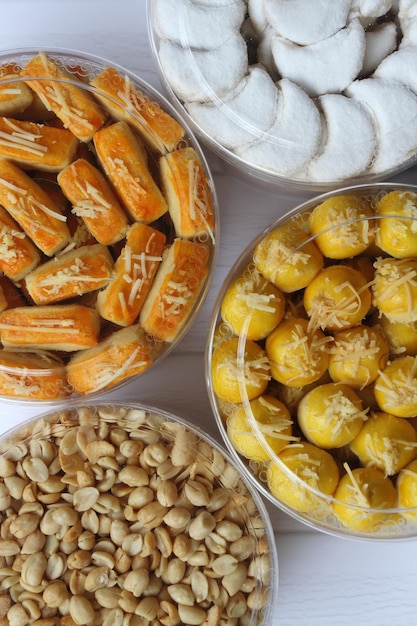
[147, 1, 417, 192]
[206, 182, 417, 540]
[0, 401, 278, 625]
[0, 48, 218, 403]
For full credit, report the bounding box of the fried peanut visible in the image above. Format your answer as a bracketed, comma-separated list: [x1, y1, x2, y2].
[0, 407, 272, 625]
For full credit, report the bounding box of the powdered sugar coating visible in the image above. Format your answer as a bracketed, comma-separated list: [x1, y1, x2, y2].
[271, 19, 366, 98]
[308, 94, 377, 181]
[151, 0, 417, 186]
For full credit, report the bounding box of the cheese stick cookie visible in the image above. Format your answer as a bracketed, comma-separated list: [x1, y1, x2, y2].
[0, 63, 34, 116]
[0, 304, 100, 351]
[66, 324, 152, 394]
[20, 51, 107, 141]
[160, 147, 215, 240]
[0, 116, 79, 171]
[140, 238, 209, 342]
[90, 67, 185, 154]
[57, 158, 129, 245]
[93, 121, 168, 223]
[0, 205, 41, 281]
[97, 222, 166, 326]
[25, 243, 114, 305]
[0, 159, 70, 256]
[0, 350, 69, 400]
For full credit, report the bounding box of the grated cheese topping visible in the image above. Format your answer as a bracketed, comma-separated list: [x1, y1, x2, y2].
[0, 118, 48, 158]
[116, 75, 166, 154]
[0, 321, 80, 335]
[343, 463, 371, 509]
[37, 52, 94, 133]
[185, 158, 214, 242]
[275, 323, 331, 382]
[362, 432, 417, 477]
[260, 238, 311, 281]
[107, 156, 146, 198]
[307, 280, 365, 332]
[120, 245, 163, 308]
[233, 270, 280, 313]
[289, 452, 322, 489]
[162, 280, 194, 317]
[322, 390, 368, 438]
[71, 179, 113, 220]
[0, 175, 67, 241]
[330, 328, 382, 386]
[319, 206, 373, 246]
[250, 397, 296, 442]
[236, 290, 278, 314]
[35, 257, 102, 296]
[0, 370, 43, 397]
[0, 88, 23, 95]
[0, 223, 27, 263]
[375, 357, 417, 410]
[90, 346, 147, 391]
[373, 258, 417, 318]
[57, 221, 91, 255]
[218, 349, 270, 389]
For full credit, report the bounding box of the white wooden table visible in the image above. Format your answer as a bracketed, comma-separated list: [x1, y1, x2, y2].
[1, 2, 417, 624]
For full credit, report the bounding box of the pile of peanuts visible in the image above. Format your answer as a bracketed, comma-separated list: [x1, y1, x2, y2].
[0, 405, 272, 626]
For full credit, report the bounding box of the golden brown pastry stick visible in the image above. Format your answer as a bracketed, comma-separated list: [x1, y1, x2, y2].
[0, 159, 71, 256]
[90, 67, 185, 153]
[0, 304, 101, 351]
[140, 238, 210, 342]
[20, 51, 107, 141]
[25, 243, 114, 305]
[96, 222, 166, 326]
[0, 349, 69, 400]
[160, 146, 215, 240]
[93, 121, 168, 223]
[0, 62, 34, 117]
[0, 205, 41, 281]
[57, 158, 129, 245]
[0, 116, 79, 171]
[66, 324, 152, 394]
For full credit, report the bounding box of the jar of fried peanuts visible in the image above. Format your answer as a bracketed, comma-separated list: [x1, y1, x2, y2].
[0, 402, 278, 626]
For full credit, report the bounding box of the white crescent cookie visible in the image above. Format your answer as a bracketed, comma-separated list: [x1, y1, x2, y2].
[352, 0, 393, 19]
[398, 0, 417, 19]
[235, 78, 322, 176]
[374, 45, 417, 93]
[152, 0, 417, 184]
[248, 0, 268, 36]
[271, 19, 366, 97]
[362, 22, 397, 75]
[153, 0, 245, 49]
[400, 16, 417, 46]
[186, 66, 279, 150]
[158, 34, 248, 102]
[308, 94, 377, 181]
[264, 0, 351, 45]
[397, 0, 417, 45]
[258, 26, 279, 79]
[345, 77, 417, 174]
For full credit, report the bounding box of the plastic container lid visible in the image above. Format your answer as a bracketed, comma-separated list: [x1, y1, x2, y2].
[148, 1, 417, 191]
[206, 182, 417, 540]
[0, 48, 218, 403]
[0, 401, 278, 625]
